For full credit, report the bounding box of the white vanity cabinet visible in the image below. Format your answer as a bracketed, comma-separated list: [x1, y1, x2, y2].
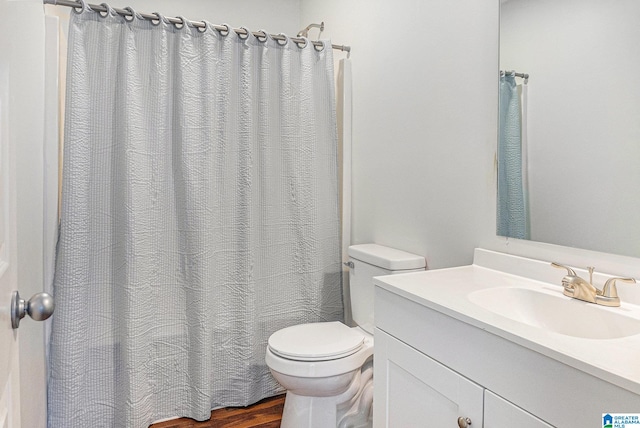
[374, 328, 551, 428]
[484, 391, 552, 428]
[373, 260, 640, 428]
[374, 328, 483, 427]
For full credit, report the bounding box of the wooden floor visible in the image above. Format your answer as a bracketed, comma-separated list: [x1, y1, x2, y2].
[149, 395, 285, 428]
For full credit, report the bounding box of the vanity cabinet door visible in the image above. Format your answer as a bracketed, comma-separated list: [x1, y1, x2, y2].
[374, 328, 483, 428]
[485, 391, 554, 428]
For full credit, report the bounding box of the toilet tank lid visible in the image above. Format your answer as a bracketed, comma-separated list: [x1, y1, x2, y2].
[348, 244, 426, 270]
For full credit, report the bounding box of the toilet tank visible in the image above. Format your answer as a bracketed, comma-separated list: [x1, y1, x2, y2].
[347, 244, 426, 334]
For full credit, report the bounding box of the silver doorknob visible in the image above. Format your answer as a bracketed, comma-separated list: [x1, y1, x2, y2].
[457, 416, 472, 428]
[11, 291, 55, 329]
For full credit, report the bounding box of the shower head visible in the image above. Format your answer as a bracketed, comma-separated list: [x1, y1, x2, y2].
[297, 22, 324, 39]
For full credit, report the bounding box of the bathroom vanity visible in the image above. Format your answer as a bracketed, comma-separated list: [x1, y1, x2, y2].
[373, 249, 640, 428]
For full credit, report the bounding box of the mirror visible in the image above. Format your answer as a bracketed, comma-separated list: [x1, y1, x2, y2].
[498, 0, 640, 258]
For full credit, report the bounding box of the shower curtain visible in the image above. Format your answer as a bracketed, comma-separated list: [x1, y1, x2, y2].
[497, 74, 528, 239]
[48, 5, 343, 428]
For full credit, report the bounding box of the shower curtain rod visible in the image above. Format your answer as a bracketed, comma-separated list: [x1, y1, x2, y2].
[42, 0, 351, 53]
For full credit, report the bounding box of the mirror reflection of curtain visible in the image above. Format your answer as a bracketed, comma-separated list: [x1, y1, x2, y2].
[497, 74, 529, 239]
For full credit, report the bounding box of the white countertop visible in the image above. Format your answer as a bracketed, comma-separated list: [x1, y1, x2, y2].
[373, 249, 640, 396]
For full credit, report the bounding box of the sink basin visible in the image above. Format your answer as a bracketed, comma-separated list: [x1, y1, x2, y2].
[468, 287, 640, 339]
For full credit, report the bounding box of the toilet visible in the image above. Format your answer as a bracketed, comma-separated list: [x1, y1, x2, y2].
[265, 244, 426, 428]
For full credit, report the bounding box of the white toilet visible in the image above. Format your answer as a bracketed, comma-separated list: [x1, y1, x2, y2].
[265, 244, 426, 428]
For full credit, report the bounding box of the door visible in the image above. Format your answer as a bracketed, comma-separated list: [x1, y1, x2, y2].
[0, 0, 48, 427]
[374, 329, 484, 428]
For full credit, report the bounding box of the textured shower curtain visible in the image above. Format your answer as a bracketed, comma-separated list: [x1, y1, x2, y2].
[497, 74, 528, 239]
[48, 5, 343, 428]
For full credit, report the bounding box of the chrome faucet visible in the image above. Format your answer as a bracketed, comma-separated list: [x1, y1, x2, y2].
[551, 263, 636, 307]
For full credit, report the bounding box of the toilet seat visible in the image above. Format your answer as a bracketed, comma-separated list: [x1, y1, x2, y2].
[266, 330, 373, 379]
[268, 321, 365, 361]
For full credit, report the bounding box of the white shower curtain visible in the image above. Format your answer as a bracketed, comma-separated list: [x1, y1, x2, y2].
[48, 5, 343, 428]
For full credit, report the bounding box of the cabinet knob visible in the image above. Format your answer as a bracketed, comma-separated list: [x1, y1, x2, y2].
[457, 416, 472, 428]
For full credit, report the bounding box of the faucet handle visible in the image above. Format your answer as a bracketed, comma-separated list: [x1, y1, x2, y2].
[602, 277, 637, 299]
[551, 262, 577, 276]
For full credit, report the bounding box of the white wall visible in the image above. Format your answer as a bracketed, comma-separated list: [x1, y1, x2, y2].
[301, 0, 499, 269]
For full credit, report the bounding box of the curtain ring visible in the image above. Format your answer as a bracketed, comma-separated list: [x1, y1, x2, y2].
[276, 33, 288, 46]
[121, 6, 138, 22]
[314, 40, 326, 52]
[181, 16, 195, 30]
[256, 29, 269, 43]
[72, 0, 87, 14]
[150, 12, 165, 26]
[237, 26, 251, 40]
[196, 20, 209, 33]
[216, 23, 230, 37]
[295, 36, 308, 49]
[98, 3, 113, 18]
[172, 16, 186, 29]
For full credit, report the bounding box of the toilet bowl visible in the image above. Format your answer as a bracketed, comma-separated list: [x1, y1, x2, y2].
[266, 323, 374, 428]
[265, 244, 426, 428]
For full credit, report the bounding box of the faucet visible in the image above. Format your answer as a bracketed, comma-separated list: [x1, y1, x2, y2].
[551, 263, 636, 307]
